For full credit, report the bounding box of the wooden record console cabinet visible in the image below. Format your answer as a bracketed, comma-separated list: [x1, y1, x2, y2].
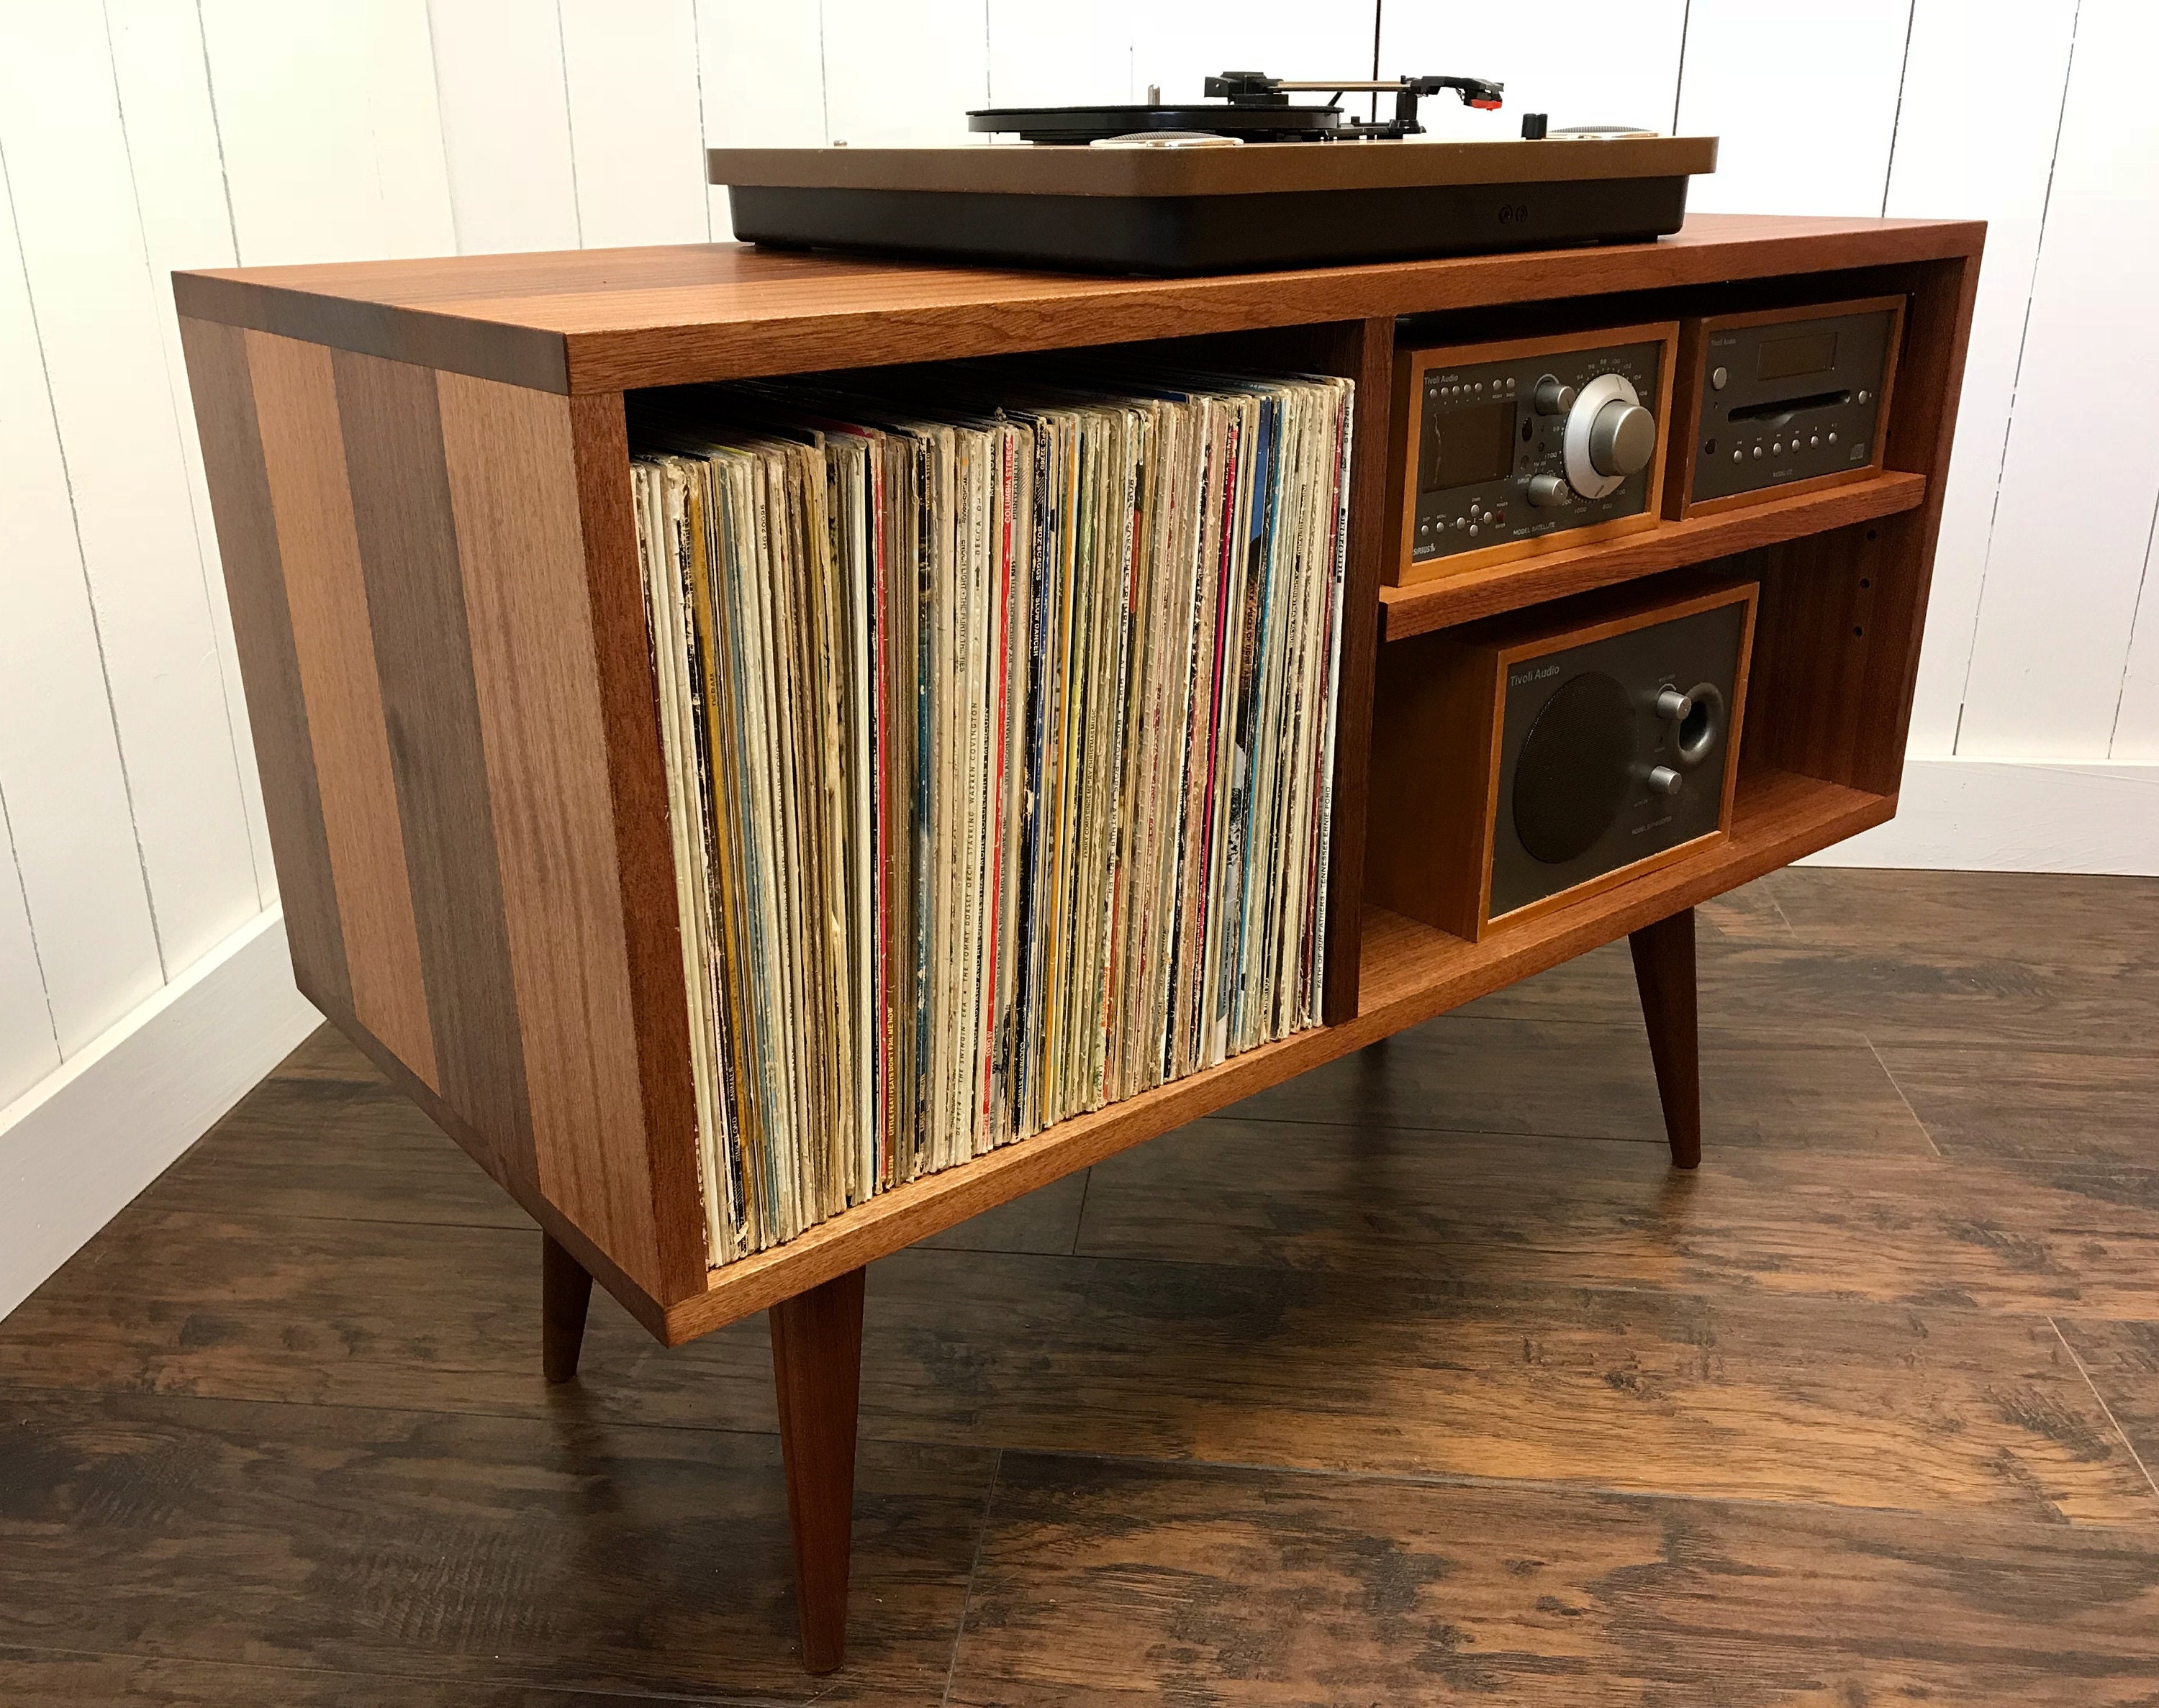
[175, 213, 1981, 1675]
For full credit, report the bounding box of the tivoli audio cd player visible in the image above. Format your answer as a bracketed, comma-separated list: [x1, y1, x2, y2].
[1390, 322, 1678, 585]
[1670, 295, 1904, 518]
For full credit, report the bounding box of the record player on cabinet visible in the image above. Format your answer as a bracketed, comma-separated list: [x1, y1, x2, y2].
[710, 68, 1718, 273]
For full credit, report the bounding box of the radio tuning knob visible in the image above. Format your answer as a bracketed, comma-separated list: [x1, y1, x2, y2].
[1525, 473, 1572, 507]
[1589, 399, 1657, 478]
[1656, 687, 1694, 721]
[1533, 376, 1577, 415]
[1647, 764, 1684, 796]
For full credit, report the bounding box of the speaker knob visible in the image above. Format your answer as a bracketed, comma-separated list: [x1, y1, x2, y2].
[1647, 764, 1683, 796]
[1525, 473, 1572, 507]
[1656, 687, 1693, 721]
[1590, 400, 1657, 478]
[1534, 376, 1576, 415]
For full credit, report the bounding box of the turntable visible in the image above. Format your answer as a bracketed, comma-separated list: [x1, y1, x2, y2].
[709, 71, 1717, 276]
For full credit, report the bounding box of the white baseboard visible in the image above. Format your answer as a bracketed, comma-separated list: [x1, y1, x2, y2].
[0, 907, 321, 1322]
[1801, 756, 2159, 874]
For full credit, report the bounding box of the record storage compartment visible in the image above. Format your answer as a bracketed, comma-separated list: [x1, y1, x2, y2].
[175, 214, 1982, 1672]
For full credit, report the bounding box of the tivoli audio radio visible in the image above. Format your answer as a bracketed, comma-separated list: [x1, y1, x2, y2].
[1390, 322, 1679, 585]
[1670, 295, 1904, 517]
[1367, 581, 1757, 939]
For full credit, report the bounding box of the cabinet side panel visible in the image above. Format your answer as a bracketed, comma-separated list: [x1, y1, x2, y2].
[436, 371, 679, 1295]
[245, 333, 439, 1087]
[331, 347, 540, 1199]
[176, 316, 351, 1015]
[568, 393, 708, 1301]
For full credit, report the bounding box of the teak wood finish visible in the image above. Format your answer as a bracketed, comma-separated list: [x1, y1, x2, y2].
[178, 212, 1982, 1672]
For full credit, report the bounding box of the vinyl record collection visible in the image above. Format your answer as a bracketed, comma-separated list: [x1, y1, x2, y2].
[630, 363, 1352, 1265]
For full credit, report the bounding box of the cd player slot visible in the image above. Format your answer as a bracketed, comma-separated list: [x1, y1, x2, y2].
[1725, 388, 1850, 424]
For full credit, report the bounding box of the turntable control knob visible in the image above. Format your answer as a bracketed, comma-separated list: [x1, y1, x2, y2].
[1656, 687, 1693, 722]
[1534, 377, 1577, 415]
[1589, 399, 1657, 478]
[1525, 473, 1572, 507]
[1647, 764, 1684, 796]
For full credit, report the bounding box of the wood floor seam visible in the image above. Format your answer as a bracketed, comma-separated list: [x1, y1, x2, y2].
[2052, 1314, 2159, 1504]
[1866, 1030, 1945, 1156]
[940, 1448, 1002, 1708]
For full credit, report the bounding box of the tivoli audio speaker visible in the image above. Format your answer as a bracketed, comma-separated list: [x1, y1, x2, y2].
[1367, 581, 1757, 939]
[1389, 321, 1679, 585]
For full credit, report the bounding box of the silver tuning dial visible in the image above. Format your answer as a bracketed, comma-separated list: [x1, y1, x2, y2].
[1562, 373, 1657, 500]
[1525, 473, 1572, 508]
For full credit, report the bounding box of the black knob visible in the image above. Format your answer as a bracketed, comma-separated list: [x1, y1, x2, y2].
[1534, 376, 1576, 415]
[1521, 112, 1549, 140]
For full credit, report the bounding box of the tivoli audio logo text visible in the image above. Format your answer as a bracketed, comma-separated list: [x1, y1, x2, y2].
[1509, 664, 1561, 686]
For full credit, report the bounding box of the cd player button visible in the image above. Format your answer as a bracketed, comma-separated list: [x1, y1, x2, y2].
[1858, 389, 1872, 404]
[1711, 365, 1729, 391]
[1827, 432, 1838, 445]
[1752, 445, 1764, 459]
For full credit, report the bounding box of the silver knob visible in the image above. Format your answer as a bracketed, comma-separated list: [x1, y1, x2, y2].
[1525, 473, 1572, 507]
[1656, 687, 1693, 721]
[1647, 764, 1683, 796]
[1589, 399, 1657, 478]
[1533, 376, 1576, 415]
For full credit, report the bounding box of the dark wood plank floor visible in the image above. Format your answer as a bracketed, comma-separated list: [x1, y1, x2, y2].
[4, 868, 2158, 1705]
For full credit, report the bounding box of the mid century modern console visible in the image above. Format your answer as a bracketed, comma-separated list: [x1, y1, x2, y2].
[175, 212, 1981, 1673]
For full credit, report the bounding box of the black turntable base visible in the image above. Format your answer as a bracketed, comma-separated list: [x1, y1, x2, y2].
[715, 138, 1715, 276]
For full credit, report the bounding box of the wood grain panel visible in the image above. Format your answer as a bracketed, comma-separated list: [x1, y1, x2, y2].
[331, 350, 535, 1197]
[245, 332, 435, 1085]
[435, 371, 673, 1296]
[175, 315, 350, 1017]
[170, 215, 1985, 394]
[949, 1454, 2159, 1707]
[566, 393, 708, 1304]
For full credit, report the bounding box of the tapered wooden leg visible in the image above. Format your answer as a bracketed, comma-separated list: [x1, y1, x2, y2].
[541, 1232, 594, 1385]
[1629, 906, 1701, 1169]
[769, 1266, 866, 1675]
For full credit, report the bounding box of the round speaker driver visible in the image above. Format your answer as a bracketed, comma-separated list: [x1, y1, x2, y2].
[1511, 670, 1635, 864]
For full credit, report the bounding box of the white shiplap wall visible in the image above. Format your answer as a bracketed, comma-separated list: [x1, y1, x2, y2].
[0, 0, 2151, 1141]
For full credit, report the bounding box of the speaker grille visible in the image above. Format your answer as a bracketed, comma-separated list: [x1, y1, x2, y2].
[1511, 670, 1635, 864]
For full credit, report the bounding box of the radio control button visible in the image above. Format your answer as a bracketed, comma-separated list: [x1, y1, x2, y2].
[1588, 399, 1656, 478]
[1525, 473, 1572, 507]
[1534, 376, 1577, 415]
[1467, 524, 1479, 537]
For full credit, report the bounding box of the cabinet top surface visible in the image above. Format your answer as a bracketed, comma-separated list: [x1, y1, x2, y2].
[174, 212, 1982, 396]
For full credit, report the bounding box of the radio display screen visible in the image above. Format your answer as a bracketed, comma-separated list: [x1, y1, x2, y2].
[1757, 330, 1839, 382]
[1421, 399, 1515, 493]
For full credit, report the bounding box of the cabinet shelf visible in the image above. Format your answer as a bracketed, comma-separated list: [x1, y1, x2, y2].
[1380, 471, 1927, 640]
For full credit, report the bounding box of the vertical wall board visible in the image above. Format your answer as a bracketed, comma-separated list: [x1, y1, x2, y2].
[0, 8, 261, 980]
[426, 0, 582, 253]
[694, 0, 826, 240]
[558, 0, 712, 247]
[1958, 0, 2159, 758]
[2108, 609, 2159, 757]
[199, 1, 448, 266]
[1887, 0, 2078, 757]
[1129, 1, 1372, 114]
[986, 0, 1134, 111]
[0, 809, 62, 1108]
[1383, 2, 1687, 143]
[105, 0, 273, 909]
[820, 0, 990, 147]
[366, 0, 460, 258]
[1678, 0, 1915, 217]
